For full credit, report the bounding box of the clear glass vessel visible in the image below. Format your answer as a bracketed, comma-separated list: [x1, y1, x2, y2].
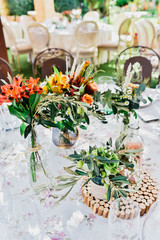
[52, 127, 79, 148]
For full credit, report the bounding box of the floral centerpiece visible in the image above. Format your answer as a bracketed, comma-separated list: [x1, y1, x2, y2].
[62, 10, 72, 22]
[55, 139, 142, 201]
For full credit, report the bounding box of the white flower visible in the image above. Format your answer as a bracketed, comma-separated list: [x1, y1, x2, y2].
[128, 95, 132, 100]
[125, 101, 129, 106]
[127, 89, 132, 94]
[67, 210, 84, 229]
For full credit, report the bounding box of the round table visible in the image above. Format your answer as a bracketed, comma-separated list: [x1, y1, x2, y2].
[0, 88, 160, 240]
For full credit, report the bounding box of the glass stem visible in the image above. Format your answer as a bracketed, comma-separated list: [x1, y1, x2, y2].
[30, 127, 37, 183]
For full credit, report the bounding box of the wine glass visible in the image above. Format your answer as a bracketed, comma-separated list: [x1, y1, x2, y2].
[8, 197, 44, 240]
[142, 200, 160, 240]
[0, 173, 12, 223]
[152, 99, 160, 134]
[98, 76, 116, 93]
[108, 198, 140, 240]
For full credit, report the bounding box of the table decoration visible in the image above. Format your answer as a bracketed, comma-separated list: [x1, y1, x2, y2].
[108, 198, 140, 240]
[41, 60, 105, 148]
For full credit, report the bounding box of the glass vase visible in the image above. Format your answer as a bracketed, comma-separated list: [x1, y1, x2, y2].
[26, 127, 51, 193]
[52, 127, 79, 148]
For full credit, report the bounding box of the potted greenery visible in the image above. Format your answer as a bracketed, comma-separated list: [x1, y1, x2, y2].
[55, 138, 142, 202]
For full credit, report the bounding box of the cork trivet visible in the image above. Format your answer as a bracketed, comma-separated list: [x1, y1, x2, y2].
[82, 170, 158, 218]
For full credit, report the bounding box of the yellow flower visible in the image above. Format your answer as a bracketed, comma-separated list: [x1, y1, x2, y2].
[47, 72, 70, 93]
[43, 85, 48, 94]
[127, 89, 132, 94]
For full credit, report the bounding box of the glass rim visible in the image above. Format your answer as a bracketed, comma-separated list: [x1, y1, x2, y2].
[109, 197, 140, 221]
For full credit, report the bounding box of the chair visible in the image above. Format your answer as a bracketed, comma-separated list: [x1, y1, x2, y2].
[83, 11, 100, 22]
[71, 21, 99, 64]
[33, 48, 74, 79]
[0, 58, 13, 90]
[115, 46, 160, 85]
[98, 18, 132, 62]
[135, 19, 155, 48]
[27, 23, 50, 59]
[20, 15, 35, 40]
[156, 30, 160, 56]
[2, 21, 32, 72]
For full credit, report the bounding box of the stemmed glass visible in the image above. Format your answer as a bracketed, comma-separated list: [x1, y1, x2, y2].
[152, 98, 160, 134]
[8, 197, 45, 240]
[108, 198, 140, 240]
[142, 200, 160, 240]
[0, 173, 12, 223]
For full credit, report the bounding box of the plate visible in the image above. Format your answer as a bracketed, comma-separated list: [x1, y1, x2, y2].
[140, 99, 152, 108]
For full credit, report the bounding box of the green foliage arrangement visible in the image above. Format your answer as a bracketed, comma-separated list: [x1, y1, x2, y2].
[55, 139, 142, 202]
[6, 0, 34, 16]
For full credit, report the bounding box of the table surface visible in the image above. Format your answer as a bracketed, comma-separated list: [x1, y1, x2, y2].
[0, 88, 160, 240]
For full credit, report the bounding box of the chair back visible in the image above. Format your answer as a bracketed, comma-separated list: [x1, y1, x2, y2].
[20, 15, 35, 39]
[115, 46, 160, 85]
[83, 11, 100, 22]
[33, 48, 74, 79]
[27, 23, 50, 52]
[0, 58, 13, 89]
[74, 21, 99, 49]
[2, 21, 16, 47]
[118, 18, 132, 41]
[157, 30, 160, 55]
[138, 18, 155, 48]
[135, 21, 148, 46]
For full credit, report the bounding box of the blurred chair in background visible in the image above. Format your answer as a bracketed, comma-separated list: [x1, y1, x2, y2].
[20, 15, 35, 40]
[33, 48, 74, 79]
[71, 21, 99, 65]
[0, 57, 13, 89]
[98, 18, 132, 62]
[2, 21, 32, 72]
[115, 46, 160, 85]
[27, 23, 50, 59]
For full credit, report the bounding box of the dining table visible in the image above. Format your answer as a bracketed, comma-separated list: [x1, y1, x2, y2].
[0, 87, 160, 240]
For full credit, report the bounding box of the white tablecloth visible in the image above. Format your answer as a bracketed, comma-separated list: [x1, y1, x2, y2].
[0, 88, 160, 239]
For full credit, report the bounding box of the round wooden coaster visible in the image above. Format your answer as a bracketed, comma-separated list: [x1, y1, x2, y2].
[82, 171, 158, 218]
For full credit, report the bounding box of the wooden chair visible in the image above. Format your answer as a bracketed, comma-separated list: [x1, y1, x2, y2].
[27, 23, 50, 59]
[70, 21, 99, 64]
[115, 46, 160, 85]
[98, 18, 133, 62]
[33, 48, 74, 79]
[0, 58, 13, 92]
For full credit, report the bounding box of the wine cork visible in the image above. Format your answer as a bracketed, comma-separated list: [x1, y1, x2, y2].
[139, 203, 145, 216]
[145, 202, 150, 213]
[93, 203, 99, 214]
[147, 199, 153, 208]
[136, 198, 142, 203]
[124, 209, 131, 219]
[84, 192, 89, 204]
[119, 210, 125, 219]
[99, 201, 105, 206]
[104, 203, 109, 208]
[87, 196, 93, 207]
[91, 200, 95, 209]
[152, 189, 158, 194]
[98, 206, 104, 216]
[103, 208, 109, 218]
[141, 187, 146, 192]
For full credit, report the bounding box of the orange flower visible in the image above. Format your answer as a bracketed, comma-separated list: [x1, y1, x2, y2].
[13, 76, 23, 86]
[81, 94, 93, 105]
[86, 82, 98, 94]
[129, 83, 139, 90]
[0, 95, 6, 105]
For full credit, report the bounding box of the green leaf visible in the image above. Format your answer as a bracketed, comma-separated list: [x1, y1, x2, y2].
[24, 124, 32, 138]
[75, 170, 88, 176]
[30, 93, 41, 115]
[84, 112, 90, 125]
[53, 66, 60, 75]
[69, 152, 82, 159]
[64, 167, 79, 176]
[79, 125, 87, 130]
[114, 190, 119, 199]
[119, 189, 127, 198]
[107, 184, 111, 202]
[111, 175, 128, 182]
[54, 180, 77, 190]
[20, 122, 26, 136]
[56, 175, 78, 181]
[93, 162, 99, 176]
[56, 185, 74, 203]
